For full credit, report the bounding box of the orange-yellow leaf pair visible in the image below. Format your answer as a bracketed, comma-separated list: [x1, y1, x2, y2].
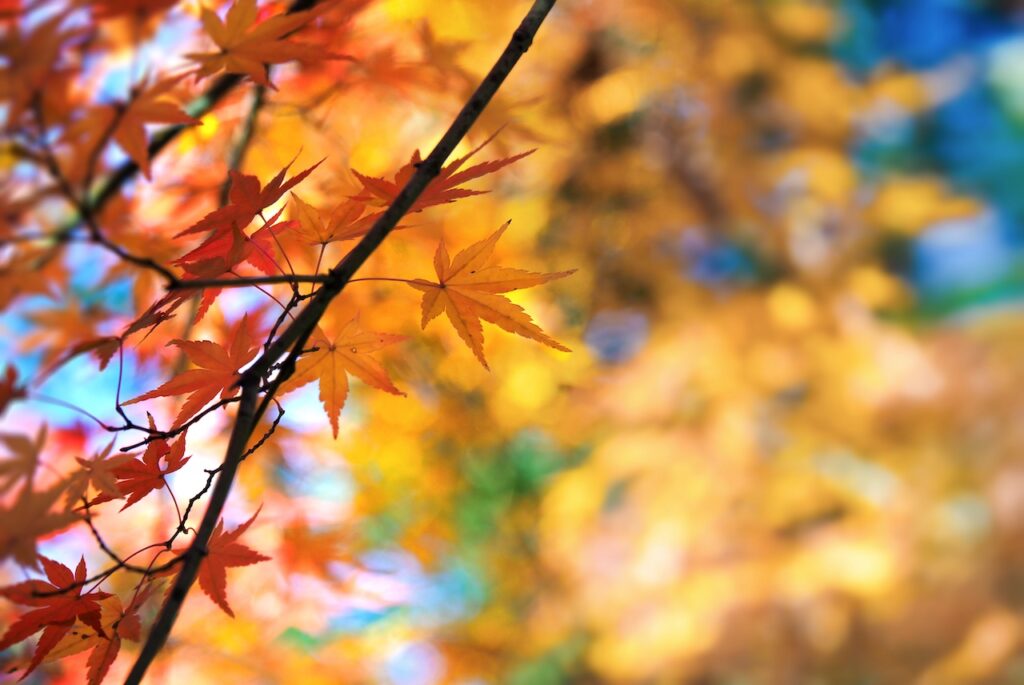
[290, 193, 377, 244]
[42, 590, 150, 685]
[410, 222, 574, 368]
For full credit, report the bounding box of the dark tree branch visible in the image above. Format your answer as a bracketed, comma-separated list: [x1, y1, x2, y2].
[123, 2, 557, 682]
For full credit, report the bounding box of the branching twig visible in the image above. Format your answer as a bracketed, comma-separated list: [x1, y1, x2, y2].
[123, 3, 557, 682]
[118, 397, 242, 452]
[30, 100, 180, 286]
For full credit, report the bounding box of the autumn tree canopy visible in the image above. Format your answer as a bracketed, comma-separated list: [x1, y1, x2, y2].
[4, 0, 1024, 683]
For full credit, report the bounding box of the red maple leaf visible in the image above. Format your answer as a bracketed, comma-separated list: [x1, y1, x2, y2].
[123, 316, 259, 428]
[170, 509, 270, 617]
[170, 161, 319, 318]
[175, 160, 322, 241]
[87, 429, 190, 511]
[351, 130, 533, 213]
[0, 556, 111, 679]
[175, 206, 296, 279]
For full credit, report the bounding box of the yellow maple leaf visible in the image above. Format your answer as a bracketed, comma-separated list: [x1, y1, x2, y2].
[289, 193, 377, 245]
[279, 318, 406, 437]
[187, 0, 326, 87]
[409, 221, 574, 369]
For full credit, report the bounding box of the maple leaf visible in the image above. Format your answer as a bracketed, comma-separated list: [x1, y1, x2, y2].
[0, 13, 85, 130]
[0, 482, 81, 568]
[123, 316, 259, 428]
[63, 441, 135, 510]
[186, 0, 328, 87]
[0, 246, 57, 311]
[69, 76, 196, 178]
[289, 193, 377, 244]
[279, 517, 363, 579]
[0, 424, 45, 495]
[175, 160, 321, 241]
[20, 298, 113, 370]
[279, 318, 406, 437]
[409, 222, 574, 369]
[88, 429, 190, 510]
[39, 336, 120, 383]
[351, 130, 534, 213]
[176, 207, 295, 281]
[170, 509, 270, 617]
[0, 556, 111, 679]
[110, 160, 319, 323]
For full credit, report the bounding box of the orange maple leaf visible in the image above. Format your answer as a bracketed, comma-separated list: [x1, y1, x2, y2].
[0, 246, 59, 312]
[289, 193, 377, 245]
[351, 130, 534, 213]
[279, 318, 406, 437]
[0, 424, 45, 495]
[1, 13, 85, 130]
[63, 440, 135, 510]
[123, 316, 259, 428]
[176, 208, 294, 278]
[86, 427, 190, 511]
[186, 0, 329, 87]
[0, 482, 81, 568]
[409, 221, 574, 369]
[176, 160, 321, 242]
[171, 509, 270, 617]
[69, 76, 196, 178]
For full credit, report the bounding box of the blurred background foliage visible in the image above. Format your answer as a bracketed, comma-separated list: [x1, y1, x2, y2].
[8, 0, 1024, 683]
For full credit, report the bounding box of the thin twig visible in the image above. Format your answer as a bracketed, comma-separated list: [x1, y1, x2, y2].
[80, 497, 152, 574]
[118, 397, 241, 451]
[29, 394, 118, 431]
